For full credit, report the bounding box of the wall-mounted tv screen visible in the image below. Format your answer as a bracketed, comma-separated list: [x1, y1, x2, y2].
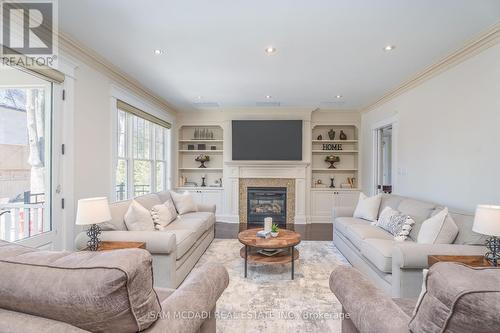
[232, 120, 303, 160]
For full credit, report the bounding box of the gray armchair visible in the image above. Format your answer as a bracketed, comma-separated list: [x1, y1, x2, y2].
[330, 263, 500, 333]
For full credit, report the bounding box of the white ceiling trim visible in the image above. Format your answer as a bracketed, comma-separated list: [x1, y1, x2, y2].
[362, 21, 500, 113]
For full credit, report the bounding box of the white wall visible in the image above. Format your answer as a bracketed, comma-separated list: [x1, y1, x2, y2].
[361, 42, 500, 212]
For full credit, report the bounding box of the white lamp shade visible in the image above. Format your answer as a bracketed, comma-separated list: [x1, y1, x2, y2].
[473, 205, 500, 237]
[76, 197, 112, 226]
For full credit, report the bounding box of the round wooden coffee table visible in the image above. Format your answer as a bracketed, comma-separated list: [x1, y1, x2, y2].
[238, 228, 301, 279]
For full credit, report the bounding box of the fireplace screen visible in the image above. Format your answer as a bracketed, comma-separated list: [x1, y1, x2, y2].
[247, 187, 287, 224]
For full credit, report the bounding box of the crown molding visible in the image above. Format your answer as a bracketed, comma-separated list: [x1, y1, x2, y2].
[58, 32, 178, 115]
[362, 21, 500, 114]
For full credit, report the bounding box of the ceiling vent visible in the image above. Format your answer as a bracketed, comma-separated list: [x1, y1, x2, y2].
[256, 101, 280, 107]
[193, 102, 220, 107]
[321, 101, 346, 107]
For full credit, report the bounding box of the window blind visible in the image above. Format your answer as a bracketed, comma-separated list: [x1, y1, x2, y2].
[1, 47, 65, 84]
[117, 99, 172, 129]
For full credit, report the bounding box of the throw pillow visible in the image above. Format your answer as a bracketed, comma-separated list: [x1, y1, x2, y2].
[417, 208, 459, 244]
[170, 191, 197, 215]
[353, 193, 382, 222]
[376, 207, 415, 241]
[124, 200, 155, 231]
[151, 199, 177, 230]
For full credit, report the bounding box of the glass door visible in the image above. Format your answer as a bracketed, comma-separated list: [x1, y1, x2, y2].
[0, 66, 58, 247]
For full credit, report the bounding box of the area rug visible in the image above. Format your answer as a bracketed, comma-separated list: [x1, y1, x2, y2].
[194, 239, 350, 333]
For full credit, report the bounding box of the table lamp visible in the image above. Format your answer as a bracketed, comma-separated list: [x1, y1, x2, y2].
[76, 197, 111, 251]
[472, 205, 500, 266]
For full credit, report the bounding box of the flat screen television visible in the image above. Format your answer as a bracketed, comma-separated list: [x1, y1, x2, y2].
[232, 120, 303, 160]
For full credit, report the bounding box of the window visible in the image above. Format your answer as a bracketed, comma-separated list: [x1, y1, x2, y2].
[114, 102, 170, 201]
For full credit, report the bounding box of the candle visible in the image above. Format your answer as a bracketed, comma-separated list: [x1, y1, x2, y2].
[264, 217, 272, 233]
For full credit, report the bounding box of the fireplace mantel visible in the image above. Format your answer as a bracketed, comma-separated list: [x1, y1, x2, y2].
[225, 161, 310, 166]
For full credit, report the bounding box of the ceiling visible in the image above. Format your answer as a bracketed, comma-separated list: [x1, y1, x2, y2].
[59, 0, 500, 112]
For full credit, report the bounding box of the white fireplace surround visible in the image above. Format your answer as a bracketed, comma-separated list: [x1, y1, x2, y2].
[223, 161, 310, 224]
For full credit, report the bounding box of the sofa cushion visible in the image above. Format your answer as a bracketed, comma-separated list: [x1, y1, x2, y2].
[360, 238, 396, 273]
[418, 208, 458, 244]
[179, 212, 215, 230]
[0, 308, 89, 333]
[170, 191, 197, 214]
[156, 191, 173, 204]
[376, 207, 415, 241]
[0, 241, 161, 333]
[165, 212, 215, 237]
[353, 193, 382, 222]
[124, 200, 155, 231]
[134, 193, 162, 210]
[102, 199, 130, 231]
[378, 193, 406, 216]
[167, 229, 198, 259]
[343, 224, 393, 249]
[451, 212, 489, 245]
[409, 263, 500, 333]
[151, 199, 178, 230]
[334, 217, 370, 236]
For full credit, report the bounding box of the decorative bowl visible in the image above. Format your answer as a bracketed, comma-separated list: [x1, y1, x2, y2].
[325, 155, 340, 169]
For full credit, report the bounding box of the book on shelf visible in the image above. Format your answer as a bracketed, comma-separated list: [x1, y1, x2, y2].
[256, 230, 270, 238]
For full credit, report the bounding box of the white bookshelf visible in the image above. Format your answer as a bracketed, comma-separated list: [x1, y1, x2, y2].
[177, 125, 224, 188]
[311, 124, 359, 190]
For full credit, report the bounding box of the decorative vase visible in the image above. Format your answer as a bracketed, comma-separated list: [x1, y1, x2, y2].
[339, 130, 347, 140]
[325, 155, 340, 169]
[317, 134, 323, 140]
[271, 232, 279, 238]
[328, 129, 336, 140]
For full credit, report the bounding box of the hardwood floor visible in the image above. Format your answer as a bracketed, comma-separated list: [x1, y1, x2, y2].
[215, 222, 333, 241]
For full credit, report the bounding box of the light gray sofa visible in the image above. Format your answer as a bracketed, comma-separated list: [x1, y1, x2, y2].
[330, 263, 500, 333]
[76, 190, 216, 289]
[332, 193, 487, 298]
[0, 240, 229, 333]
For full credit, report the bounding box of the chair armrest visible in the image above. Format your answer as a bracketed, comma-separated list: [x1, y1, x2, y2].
[393, 242, 486, 269]
[332, 206, 355, 220]
[197, 203, 216, 213]
[146, 264, 229, 333]
[330, 266, 410, 333]
[75, 231, 177, 254]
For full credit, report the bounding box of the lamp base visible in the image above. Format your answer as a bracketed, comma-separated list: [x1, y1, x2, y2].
[86, 224, 101, 251]
[485, 236, 500, 267]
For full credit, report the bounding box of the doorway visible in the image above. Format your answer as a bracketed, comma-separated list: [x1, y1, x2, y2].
[0, 66, 60, 248]
[373, 120, 397, 195]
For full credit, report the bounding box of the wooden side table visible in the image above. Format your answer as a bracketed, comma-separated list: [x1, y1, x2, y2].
[84, 241, 146, 251]
[428, 255, 494, 268]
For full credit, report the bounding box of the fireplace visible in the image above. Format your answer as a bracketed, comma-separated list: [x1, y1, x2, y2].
[247, 187, 287, 225]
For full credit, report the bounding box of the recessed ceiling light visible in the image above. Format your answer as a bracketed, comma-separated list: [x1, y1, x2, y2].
[154, 49, 164, 55]
[265, 46, 276, 54]
[196, 96, 202, 99]
[384, 45, 395, 51]
[265, 95, 272, 99]
[336, 95, 343, 99]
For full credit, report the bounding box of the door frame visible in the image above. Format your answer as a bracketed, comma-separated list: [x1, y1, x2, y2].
[371, 115, 398, 196]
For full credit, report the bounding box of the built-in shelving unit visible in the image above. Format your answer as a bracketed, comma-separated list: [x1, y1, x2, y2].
[311, 124, 359, 190]
[177, 125, 224, 188]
